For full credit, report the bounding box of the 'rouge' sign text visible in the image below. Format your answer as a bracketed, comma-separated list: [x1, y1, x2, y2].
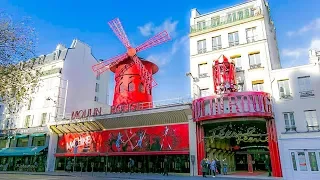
[192, 91, 273, 121]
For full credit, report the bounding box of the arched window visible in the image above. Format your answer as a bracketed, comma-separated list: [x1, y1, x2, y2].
[139, 83, 144, 93]
[128, 82, 135, 92]
[119, 83, 125, 93]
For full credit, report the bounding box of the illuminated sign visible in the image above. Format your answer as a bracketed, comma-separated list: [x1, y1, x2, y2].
[192, 91, 273, 121]
[111, 103, 152, 114]
[71, 107, 102, 120]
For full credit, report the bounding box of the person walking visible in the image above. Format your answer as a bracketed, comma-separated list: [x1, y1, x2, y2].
[201, 158, 208, 177]
[210, 159, 216, 177]
[216, 158, 221, 175]
[163, 157, 169, 176]
[222, 158, 228, 175]
[128, 158, 135, 175]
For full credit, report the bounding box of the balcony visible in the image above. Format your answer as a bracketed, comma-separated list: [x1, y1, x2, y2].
[190, 7, 262, 34]
[192, 91, 273, 122]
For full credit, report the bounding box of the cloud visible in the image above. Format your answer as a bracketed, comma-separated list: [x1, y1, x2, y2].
[146, 35, 189, 67]
[287, 18, 320, 37]
[138, 18, 179, 38]
[281, 38, 320, 66]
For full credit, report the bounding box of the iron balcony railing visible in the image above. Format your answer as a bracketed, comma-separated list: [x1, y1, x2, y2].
[190, 7, 261, 34]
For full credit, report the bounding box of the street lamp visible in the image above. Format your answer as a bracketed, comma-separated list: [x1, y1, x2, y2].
[186, 72, 201, 99]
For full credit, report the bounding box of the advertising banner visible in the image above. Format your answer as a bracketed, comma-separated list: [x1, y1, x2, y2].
[57, 124, 189, 154]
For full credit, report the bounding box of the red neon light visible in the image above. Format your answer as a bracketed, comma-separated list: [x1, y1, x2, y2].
[71, 107, 102, 120]
[192, 91, 273, 121]
[56, 124, 189, 155]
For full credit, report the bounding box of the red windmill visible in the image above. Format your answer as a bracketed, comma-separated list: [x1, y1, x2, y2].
[92, 18, 171, 110]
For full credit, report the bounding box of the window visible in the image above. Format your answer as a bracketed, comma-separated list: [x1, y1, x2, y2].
[96, 74, 100, 80]
[198, 63, 208, 78]
[27, 99, 32, 110]
[17, 137, 28, 147]
[227, 14, 232, 23]
[231, 56, 242, 70]
[228, 32, 239, 47]
[252, 81, 264, 91]
[211, 17, 220, 27]
[249, 53, 261, 68]
[9, 139, 15, 147]
[32, 136, 46, 146]
[298, 76, 314, 97]
[212, 36, 222, 50]
[297, 152, 308, 171]
[197, 21, 206, 30]
[94, 96, 98, 102]
[95, 83, 99, 92]
[24, 115, 31, 128]
[283, 112, 296, 132]
[0, 140, 6, 149]
[41, 113, 47, 125]
[139, 83, 145, 93]
[200, 88, 210, 97]
[304, 110, 319, 131]
[197, 39, 206, 54]
[246, 27, 257, 43]
[278, 80, 291, 98]
[238, 11, 244, 20]
[291, 152, 297, 171]
[119, 83, 125, 93]
[308, 152, 319, 171]
[128, 82, 135, 92]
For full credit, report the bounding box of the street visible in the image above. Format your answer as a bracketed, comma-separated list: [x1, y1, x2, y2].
[0, 172, 280, 180]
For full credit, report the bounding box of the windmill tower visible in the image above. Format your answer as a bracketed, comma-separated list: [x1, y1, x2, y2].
[92, 18, 170, 111]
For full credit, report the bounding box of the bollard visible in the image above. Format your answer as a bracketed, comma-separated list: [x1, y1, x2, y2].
[91, 162, 94, 176]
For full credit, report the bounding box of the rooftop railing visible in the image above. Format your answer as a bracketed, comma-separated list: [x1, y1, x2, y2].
[190, 7, 262, 34]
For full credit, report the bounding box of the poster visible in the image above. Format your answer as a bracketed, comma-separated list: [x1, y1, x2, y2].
[57, 124, 189, 154]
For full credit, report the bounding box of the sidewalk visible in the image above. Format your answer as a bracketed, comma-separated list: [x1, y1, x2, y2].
[0, 171, 283, 180]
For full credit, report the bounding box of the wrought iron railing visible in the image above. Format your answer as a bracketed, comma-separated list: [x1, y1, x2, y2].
[190, 7, 261, 34]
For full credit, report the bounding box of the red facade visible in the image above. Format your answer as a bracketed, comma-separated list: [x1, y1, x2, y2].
[56, 124, 189, 156]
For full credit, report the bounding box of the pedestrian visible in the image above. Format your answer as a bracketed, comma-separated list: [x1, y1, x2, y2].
[210, 158, 216, 177]
[128, 158, 135, 175]
[222, 158, 228, 175]
[206, 158, 211, 175]
[200, 158, 208, 177]
[216, 158, 221, 175]
[66, 158, 72, 172]
[163, 157, 169, 176]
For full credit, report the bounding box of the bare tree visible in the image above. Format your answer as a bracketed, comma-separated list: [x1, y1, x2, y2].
[0, 11, 39, 127]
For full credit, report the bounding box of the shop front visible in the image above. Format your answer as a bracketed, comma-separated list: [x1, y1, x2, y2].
[192, 91, 282, 177]
[54, 123, 190, 173]
[0, 127, 49, 172]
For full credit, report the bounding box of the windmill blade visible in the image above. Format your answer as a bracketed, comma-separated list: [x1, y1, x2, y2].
[131, 56, 156, 90]
[92, 53, 128, 72]
[108, 18, 131, 49]
[135, 31, 171, 53]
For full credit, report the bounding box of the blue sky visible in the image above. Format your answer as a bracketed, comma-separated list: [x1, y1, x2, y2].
[1, 0, 320, 103]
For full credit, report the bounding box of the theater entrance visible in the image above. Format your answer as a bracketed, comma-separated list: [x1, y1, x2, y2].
[203, 120, 271, 176]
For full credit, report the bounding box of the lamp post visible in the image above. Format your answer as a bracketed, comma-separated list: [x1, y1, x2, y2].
[186, 72, 201, 99]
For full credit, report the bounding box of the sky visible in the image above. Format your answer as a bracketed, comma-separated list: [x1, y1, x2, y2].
[1, 0, 320, 103]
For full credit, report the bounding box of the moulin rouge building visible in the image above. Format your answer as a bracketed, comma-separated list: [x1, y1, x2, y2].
[47, 0, 283, 177]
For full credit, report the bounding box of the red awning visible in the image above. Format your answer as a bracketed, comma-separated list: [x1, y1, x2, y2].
[55, 150, 189, 157]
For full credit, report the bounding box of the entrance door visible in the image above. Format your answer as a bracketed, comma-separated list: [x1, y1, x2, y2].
[290, 150, 320, 180]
